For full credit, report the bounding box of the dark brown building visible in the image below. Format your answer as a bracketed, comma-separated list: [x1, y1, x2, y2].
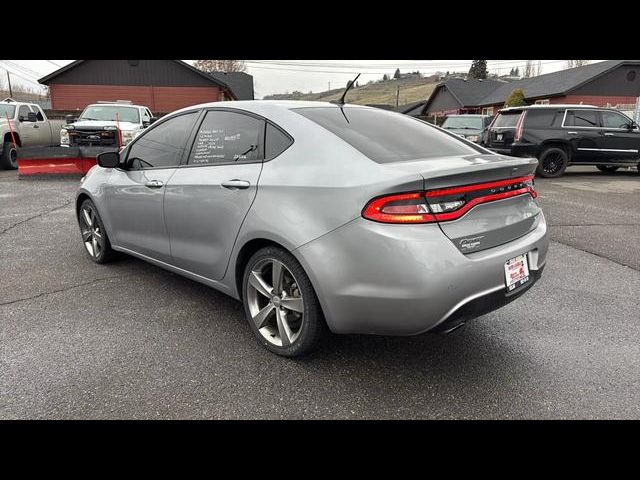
[38, 60, 254, 114]
[418, 60, 640, 118]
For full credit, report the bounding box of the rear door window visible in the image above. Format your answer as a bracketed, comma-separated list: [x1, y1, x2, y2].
[187, 110, 264, 165]
[564, 110, 599, 127]
[294, 107, 480, 163]
[525, 109, 563, 128]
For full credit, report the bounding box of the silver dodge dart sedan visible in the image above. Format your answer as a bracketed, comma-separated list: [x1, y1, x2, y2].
[76, 101, 548, 357]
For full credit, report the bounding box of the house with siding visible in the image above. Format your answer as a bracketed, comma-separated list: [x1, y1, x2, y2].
[38, 60, 254, 114]
[416, 60, 640, 118]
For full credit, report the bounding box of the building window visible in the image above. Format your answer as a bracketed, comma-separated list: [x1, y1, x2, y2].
[535, 99, 550, 105]
[481, 107, 494, 116]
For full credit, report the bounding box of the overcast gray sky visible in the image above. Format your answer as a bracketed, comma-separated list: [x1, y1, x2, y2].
[1, 60, 599, 99]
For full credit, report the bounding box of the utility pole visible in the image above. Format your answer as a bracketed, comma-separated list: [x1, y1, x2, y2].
[6, 70, 12, 98]
[396, 85, 400, 107]
[328, 81, 331, 91]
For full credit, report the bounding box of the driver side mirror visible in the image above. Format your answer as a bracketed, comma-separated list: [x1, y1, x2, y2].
[142, 117, 157, 128]
[19, 112, 37, 122]
[96, 151, 120, 168]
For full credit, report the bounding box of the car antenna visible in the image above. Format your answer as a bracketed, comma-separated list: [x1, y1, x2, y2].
[335, 73, 361, 106]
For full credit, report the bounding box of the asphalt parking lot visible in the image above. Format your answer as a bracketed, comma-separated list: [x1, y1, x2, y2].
[1, 166, 639, 419]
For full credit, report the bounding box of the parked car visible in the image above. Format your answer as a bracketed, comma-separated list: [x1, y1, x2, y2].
[61, 101, 156, 148]
[441, 114, 493, 144]
[0, 99, 66, 169]
[76, 101, 548, 357]
[485, 104, 640, 177]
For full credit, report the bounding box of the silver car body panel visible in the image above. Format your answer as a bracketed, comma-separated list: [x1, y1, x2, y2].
[77, 100, 549, 336]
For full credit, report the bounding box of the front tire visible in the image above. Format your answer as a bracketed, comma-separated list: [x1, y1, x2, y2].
[0, 142, 18, 170]
[242, 246, 327, 357]
[78, 199, 115, 263]
[596, 165, 619, 173]
[536, 147, 568, 178]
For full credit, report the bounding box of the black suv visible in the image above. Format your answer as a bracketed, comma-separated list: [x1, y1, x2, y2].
[485, 105, 640, 177]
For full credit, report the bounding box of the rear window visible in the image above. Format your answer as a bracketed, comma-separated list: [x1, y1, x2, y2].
[294, 107, 480, 163]
[492, 112, 522, 128]
[524, 109, 563, 128]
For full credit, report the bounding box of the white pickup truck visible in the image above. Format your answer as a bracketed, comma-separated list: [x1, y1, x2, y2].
[61, 101, 156, 149]
[0, 99, 65, 169]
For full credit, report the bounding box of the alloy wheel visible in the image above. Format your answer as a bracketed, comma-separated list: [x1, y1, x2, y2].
[80, 205, 103, 258]
[246, 258, 305, 347]
[542, 151, 564, 175]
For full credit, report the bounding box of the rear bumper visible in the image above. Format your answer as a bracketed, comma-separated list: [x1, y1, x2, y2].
[294, 214, 548, 335]
[488, 143, 539, 158]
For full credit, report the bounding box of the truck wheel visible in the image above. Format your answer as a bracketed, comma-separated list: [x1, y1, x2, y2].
[0, 142, 18, 170]
[536, 147, 568, 178]
[596, 165, 619, 173]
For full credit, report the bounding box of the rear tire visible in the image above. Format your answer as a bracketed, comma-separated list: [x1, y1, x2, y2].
[0, 142, 18, 170]
[536, 147, 568, 178]
[242, 246, 328, 357]
[78, 199, 115, 264]
[596, 165, 619, 173]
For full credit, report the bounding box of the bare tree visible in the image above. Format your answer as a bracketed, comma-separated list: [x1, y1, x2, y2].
[566, 60, 590, 69]
[523, 60, 544, 78]
[194, 60, 247, 73]
[523, 61, 535, 78]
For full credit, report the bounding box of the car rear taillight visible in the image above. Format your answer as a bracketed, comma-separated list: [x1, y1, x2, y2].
[514, 112, 525, 142]
[362, 175, 537, 224]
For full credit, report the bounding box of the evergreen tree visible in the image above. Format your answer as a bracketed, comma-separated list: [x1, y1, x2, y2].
[468, 60, 488, 79]
[505, 88, 526, 107]
[393, 68, 401, 79]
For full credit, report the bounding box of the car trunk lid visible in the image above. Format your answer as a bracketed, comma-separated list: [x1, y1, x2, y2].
[414, 153, 541, 254]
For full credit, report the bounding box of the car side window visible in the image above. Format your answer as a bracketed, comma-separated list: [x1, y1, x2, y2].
[187, 110, 264, 165]
[126, 112, 198, 170]
[18, 105, 30, 120]
[265, 122, 293, 159]
[30, 105, 45, 121]
[601, 111, 631, 129]
[565, 110, 599, 128]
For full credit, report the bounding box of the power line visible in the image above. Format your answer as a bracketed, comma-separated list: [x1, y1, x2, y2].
[0, 62, 44, 88]
[246, 60, 567, 70]
[1, 60, 45, 79]
[245, 60, 566, 76]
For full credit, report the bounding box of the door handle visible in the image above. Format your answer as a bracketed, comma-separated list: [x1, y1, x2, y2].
[603, 132, 615, 136]
[222, 179, 250, 190]
[33, 124, 39, 129]
[145, 180, 164, 188]
[567, 131, 578, 135]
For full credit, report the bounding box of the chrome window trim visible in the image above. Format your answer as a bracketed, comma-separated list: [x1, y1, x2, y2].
[562, 108, 637, 130]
